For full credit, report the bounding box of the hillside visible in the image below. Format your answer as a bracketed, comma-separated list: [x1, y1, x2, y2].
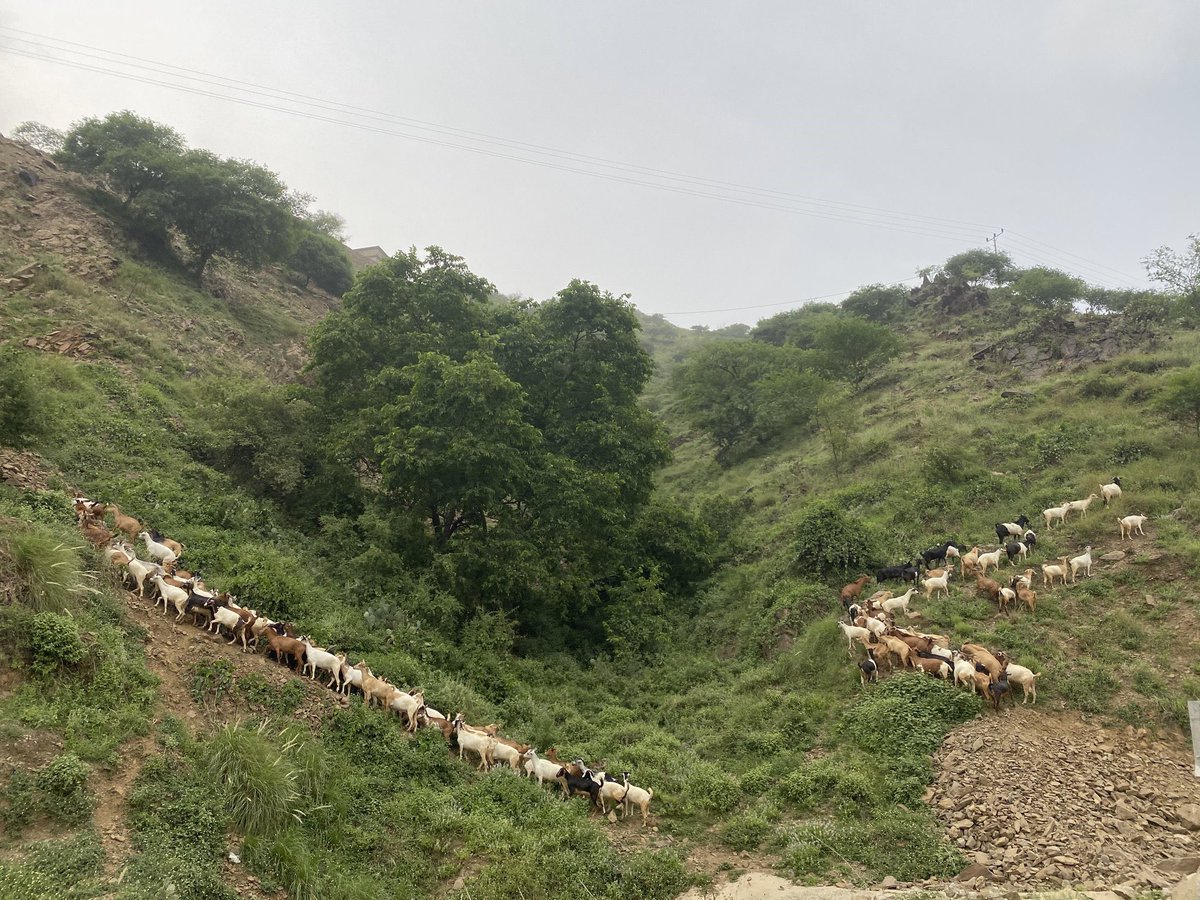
[3, 124, 1200, 900]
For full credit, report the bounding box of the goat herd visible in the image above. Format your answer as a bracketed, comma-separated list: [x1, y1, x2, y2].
[70, 497, 655, 826]
[838, 477, 1145, 710]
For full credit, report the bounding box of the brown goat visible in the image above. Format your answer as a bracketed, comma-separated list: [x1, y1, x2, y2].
[975, 573, 1002, 603]
[960, 643, 1004, 680]
[258, 630, 306, 670]
[839, 575, 871, 605]
[108, 504, 142, 541]
[81, 522, 113, 547]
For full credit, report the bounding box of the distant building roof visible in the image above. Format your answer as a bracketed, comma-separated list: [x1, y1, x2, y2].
[346, 245, 388, 272]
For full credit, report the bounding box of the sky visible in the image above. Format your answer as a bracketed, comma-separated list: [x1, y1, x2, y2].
[1, 1, 1197, 328]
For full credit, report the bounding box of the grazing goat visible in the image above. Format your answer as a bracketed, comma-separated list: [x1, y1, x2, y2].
[559, 766, 602, 809]
[387, 689, 426, 733]
[997, 586, 1016, 613]
[877, 635, 914, 670]
[876, 564, 920, 583]
[921, 569, 952, 599]
[858, 650, 878, 686]
[523, 749, 567, 790]
[1119, 514, 1148, 540]
[1002, 664, 1041, 704]
[952, 653, 979, 691]
[149, 529, 185, 559]
[1100, 477, 1122, 506]
[959, 643, 1004, 680]
[912, 655, 951, 679]
[1069, 546, 1093, 581]
[1042, 503, 1071, 529]
[974, 573, 1002, 604]
[959, 546, 982, 578]
[1005, 540, 1031, 566]
[988, 677, 1012, 711]
[1065, 493, 1100, 519]
[81, 522, 113, 547]
[1016, 583, 1037, 615]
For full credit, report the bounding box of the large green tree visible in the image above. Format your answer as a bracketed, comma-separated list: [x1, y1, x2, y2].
[58, 111, 185, 206]
[157, 151, 295, 280]
[289, 230, 354, 295]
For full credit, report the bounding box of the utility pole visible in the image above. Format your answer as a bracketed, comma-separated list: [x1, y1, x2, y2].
[987, 228, 1004, 253]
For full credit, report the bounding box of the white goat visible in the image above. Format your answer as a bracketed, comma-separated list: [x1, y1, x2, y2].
[125, 556, 161, 597]
[1042, 504, 1070, 529]
[301, 640, 343, 689]
[210, 605, 247, 647]
[1041, 558, 1069, 586]
[880, 588, 917, 616]
[138, 531, 177, 565]
[523, 749, 566, 788]
[952, 653, 978, 692]
[837, 622, 874, 655]
[976, 548, 1003, 576]
[453, 718, 495, 770]
[922, 569, 952, 599]
[1119, 514, 1148, 540]
[151, 575, 191, 623]
[1100, 481, 1122, 506]
[387, 688, 425, 733]
[620, 773, 654, 826]
[1004, 664, 1041, 703]
[1066, 493, 1100, 519]
[1069, 546, 1093, 582]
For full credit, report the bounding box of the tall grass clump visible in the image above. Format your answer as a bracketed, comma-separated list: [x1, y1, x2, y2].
[205, 721, 307, 836]
[0, 524, 89, 613]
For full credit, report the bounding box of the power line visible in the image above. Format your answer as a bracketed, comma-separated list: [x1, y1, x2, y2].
[0, 24, 1004, 234]
[1005, 229, 1144, 283]
[1, 41, 999, 246]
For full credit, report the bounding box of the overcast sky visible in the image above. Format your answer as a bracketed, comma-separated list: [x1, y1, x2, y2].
[2, 1, 1197, 327]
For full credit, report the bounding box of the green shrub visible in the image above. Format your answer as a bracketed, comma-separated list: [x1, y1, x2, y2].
[1057, 666, 1120, 713]
[0, 863, 56, 900]
[684, 761, 741, 814]
[0, 527, 86, 614]
[618, 850, 689, 899]
[189, 658, 235, 705]
[720, 811, 772, 850]
[841, 674, 980, 757]
[0, 348, 43, 446]
[792, 501, 878, 578]
[29, 611, 86, 674]
[205, 721, 305, 836]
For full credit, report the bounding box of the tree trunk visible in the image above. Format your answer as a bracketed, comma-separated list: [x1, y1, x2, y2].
[194, 249, 215, 284]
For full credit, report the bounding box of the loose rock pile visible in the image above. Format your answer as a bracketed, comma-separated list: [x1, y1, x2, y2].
[928, 710, 1200, 893]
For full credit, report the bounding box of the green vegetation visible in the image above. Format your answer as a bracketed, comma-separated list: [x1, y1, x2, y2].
[4, 116, 1200, 895]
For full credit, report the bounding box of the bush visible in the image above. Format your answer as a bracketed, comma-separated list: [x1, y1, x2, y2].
[205, 722, 305, 836]
[792, 501, 877, 579]
[842, 674, 980, 757]
[0, 527, 86, 614]
[684, 761, 741, 814]
[0, 348, 42, 446]
[29, 612, 86, 674]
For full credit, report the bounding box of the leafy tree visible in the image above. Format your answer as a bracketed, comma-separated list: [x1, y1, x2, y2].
[841, 284, 908, 323]
[674, 342, 827, 463]
[941, 249, 1015, 286]
[1084, 287, 1159, 314]
[157, 150, 294, 280]
[289, 230, 354, 295]
[808, 315, 901, 384]
[11, 121, 64, 154]
[1011, 267, 1085, 312]
[304, 209, 348, 240]
[1143, 234, 1200, 295]
[750, 303, 840, 347]
[625, 496, 718, 597]
[1156, 365, 1200, 430]
[375, 350, 541, 546]
[57, 111, 185, 205]
[814, 386, 858, 477]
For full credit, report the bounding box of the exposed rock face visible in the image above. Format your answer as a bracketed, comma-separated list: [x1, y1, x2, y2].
[968, 316, 1162, 377]
[928, 710, 1200, 891]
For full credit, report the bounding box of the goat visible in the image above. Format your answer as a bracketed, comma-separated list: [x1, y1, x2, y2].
[210, 604, 252, 649]
[987, 677, 1012, 711]
[107, 504, 142, 541]
[880, 588, 917, 616]
[876, 564, 920, 583]
[975, 548, 1003, 576]
[837, 622, 875, 655]
[300, 640, 344, 690]
[853, 614, 887, 639]
[1042, 504, 1070, 529]
[619, 772, 654, 826]
[258, 630, 306, 670]
[1069, 546, 1093, 582]
[559, 766, 601, 809]
[81, 522, 113, 547]
[997, 586, 1016, 613]
[1119, 514, 1148, 540]
[1041, 557, 1070, 586]
[959, 546, 982, 578]
[338, 659, 365, 695]
[149, 529, 185, 559]
[151, 575, 192, 623]
[359, 669, 396, 710]
[1065, 493, 1100, 519]
[1002, 664, 1041, 704]
[974, 573, 1002, 604]
[452, 716, 495, 771]
[1011, 568, 1035, 591]
[858, 649, 878, 686]
[1100, 477, 1122, 506]
[839, 575, 871, 606]
[921, 569, 952, 599]
[597, 773, 630, 815]
[386, 688, 425, 733]
[124, 556, 161, 598]
[1005, 540, 1031, 566]
[919, 541, 959, 568]
[959, 643, 1004, 680]
[994, 516, 1031, 544]
[523, 749, 567, 789]
[912, 655, 951, 679]
[490, 734, 532, 772]
[1016, 583, 1037, 615]
[877, 634, 914, 670]
[138, 532, 177, 566]
[952, 653, 979, 692]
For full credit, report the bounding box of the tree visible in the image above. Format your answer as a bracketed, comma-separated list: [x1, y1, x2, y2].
[1143, 234, 1200, 296]
[807, 315, 900, 385]
[841, 283, 908, 323]
[304, 209, 348, 240]
[792, 500, 877, 579]
[159, 150, 293, 280]
[58, 111, 185, 205]
[941, 249, 1015, 286]
[11, 121, 64, 155]
[750, 303, 840, 347]
[1011, 267, 1086, 313]
[1156, 365, 1200, 430]
[289, 230, 354, 295]
[375, 351, 541, 546]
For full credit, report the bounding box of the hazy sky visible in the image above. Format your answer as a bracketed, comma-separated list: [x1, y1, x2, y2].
[2, 2, 1197, 327]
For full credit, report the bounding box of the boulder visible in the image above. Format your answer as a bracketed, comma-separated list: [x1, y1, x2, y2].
[955, 863, 995, 882]
[1171, 872, 1200, 900]
[1159, 856, 1200, 876]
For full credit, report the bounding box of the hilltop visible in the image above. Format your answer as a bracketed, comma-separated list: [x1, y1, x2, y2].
[3, 121, 1200, 900]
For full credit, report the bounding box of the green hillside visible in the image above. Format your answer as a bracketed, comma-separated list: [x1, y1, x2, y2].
[3, 122, 1200, 899]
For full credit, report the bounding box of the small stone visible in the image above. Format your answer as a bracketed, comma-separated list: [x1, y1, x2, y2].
[879, 875, 898, 889]
[451, 877, 465, 892]
[956, 862, 995, 882]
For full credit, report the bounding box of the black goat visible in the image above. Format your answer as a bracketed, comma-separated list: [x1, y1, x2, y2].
[876, 563, 921, 583]
[920, 541, 958, 568]
[993, 515, 1032, 545]
[988, 678, 1012, 711]
[558, 767, 601, 808]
